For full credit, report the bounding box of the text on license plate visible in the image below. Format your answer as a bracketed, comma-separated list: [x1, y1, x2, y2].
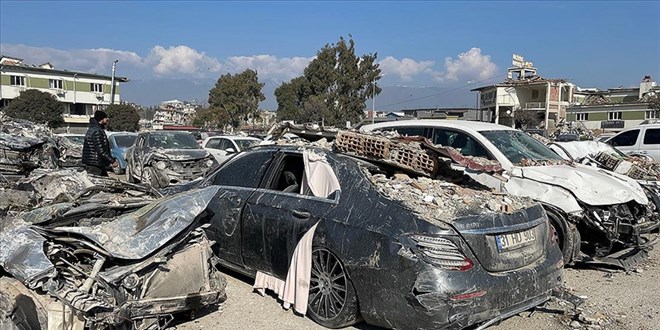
[496, 228, 536, 252]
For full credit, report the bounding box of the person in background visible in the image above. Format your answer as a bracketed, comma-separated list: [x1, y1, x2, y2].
[82, 110, 118, 176]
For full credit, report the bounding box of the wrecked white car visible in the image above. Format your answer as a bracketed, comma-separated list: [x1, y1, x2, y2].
[548, 140, 660, 218]
[125, 131, 216, 188]
[0, 186, 227, 330]
[362, 121, 658, 269]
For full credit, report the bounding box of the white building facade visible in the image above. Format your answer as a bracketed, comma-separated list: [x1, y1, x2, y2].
[0, 55, 128, 133]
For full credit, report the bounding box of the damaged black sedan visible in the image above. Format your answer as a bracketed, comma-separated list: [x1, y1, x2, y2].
[125, 131, 216, 188]
[191, 145, 564, 329]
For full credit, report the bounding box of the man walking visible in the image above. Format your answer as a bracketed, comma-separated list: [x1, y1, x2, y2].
[82, 110, 118, 176]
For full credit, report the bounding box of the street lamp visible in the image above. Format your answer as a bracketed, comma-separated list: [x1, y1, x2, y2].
[110, 60, 118, 105]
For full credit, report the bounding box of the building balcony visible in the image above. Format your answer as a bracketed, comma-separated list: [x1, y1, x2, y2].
[522, 102, 546, 110]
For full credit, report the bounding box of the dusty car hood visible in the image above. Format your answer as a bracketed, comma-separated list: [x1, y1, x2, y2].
[509, 164, 648, 206]
[153, 148, 210, 161]
[550, 141, 613, 160]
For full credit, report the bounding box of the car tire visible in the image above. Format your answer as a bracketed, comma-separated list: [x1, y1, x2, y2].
[307, 247, 360, 328]
[545, 206, 580, 265]
[0, 278, 50, 330]
[142, 167, 160, 188]
[126, 165, 135, 183]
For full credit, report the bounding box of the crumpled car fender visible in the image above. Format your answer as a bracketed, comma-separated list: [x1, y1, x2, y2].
[503, 175, 582, 214]
[510, 165, 649, 206]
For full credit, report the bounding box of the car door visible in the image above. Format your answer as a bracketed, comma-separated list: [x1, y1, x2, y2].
[640, 127, 660, 161]
[241, 151, 340, 278]
[608, 128, 641, 155]
[205, 149, 277, 267]
[129, 134, 147, 177]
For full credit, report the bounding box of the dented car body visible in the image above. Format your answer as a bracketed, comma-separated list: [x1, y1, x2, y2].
[0, 187, 227, 329]
[0, 116, 60, 175]
[185, 145, 563, 329]
[548, 140, 660, 228]
[362, 121, 658, 268]
[125, 131, 215, 188]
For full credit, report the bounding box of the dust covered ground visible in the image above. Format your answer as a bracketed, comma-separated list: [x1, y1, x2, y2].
[173, 248, 659, 330]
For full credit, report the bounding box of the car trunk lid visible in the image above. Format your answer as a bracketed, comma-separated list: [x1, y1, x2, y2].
[450, 204, 549, 272]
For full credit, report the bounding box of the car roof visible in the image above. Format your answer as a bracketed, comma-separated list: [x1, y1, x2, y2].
[107, 131, 137, 136]
[209, 135, 261, 140]
[362, 119, 514, 133]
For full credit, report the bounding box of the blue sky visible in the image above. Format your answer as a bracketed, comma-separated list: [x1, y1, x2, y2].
[1, 1, 659, 106]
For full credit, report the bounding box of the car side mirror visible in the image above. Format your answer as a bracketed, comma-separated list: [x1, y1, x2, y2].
[225, 148, 236, 154]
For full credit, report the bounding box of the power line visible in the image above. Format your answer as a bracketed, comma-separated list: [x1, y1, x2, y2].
[377, 73, 508, 109]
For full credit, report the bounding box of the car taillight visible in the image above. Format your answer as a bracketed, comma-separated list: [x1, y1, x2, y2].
[405, 234, 474, 271]
[549, 225, 558, 245]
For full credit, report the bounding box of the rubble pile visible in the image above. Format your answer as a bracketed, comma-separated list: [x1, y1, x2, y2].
[275, 137, 334, 150]
[336, 131, 437, 176]
[367, 171, 536, 221]
[0, 169, 159, 214]
[519, 158, 569, 167]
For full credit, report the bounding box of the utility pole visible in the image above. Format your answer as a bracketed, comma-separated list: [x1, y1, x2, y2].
[110, 60, 118, 105]
[371, 77, 376, 124]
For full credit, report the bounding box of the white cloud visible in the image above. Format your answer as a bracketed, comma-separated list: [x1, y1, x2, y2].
[148, 45, 222, 76]
[379, 56, 435, 81]
[0, 44, 144, 75]
[434, 47, 498, 82]
[225, 55, 312, 80]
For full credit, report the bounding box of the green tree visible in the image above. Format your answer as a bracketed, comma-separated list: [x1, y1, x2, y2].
[514, 109, 543, 129]
[275, 36, 381, 127]
[649, 95, 660, 112]
[208, 69, 265, 128]
[3, 89, 65, 128]
[105, 104, 140, 132]
[192, 107, 230, 130]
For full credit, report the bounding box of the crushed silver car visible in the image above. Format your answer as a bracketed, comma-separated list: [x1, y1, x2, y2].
[125, 131, 216, 188]
[0, 115, 59, 175]
[0, 186, 227, 330]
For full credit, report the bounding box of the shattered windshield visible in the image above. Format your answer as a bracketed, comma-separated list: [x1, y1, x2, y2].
[235, 139, 260, 150]
[114, 135, 137, 148]
[148, 133, 200, 149]
[481, 130, 565, 163]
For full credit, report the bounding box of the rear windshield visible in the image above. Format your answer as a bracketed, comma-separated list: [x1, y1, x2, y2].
[481, 130, 564, 163]
[114, 135, 137, 148]
[148, 133, 200, 149]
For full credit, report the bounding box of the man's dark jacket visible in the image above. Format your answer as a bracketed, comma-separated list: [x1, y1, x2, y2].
[82, 118, 114, 167]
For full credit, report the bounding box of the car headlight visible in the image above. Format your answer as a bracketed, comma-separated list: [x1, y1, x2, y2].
[155, 161, 167, 170]
[205, 159, 214, 167]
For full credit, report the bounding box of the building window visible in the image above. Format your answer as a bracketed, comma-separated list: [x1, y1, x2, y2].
[10, 76, 26, 86]
[608, 111, 622, 120]
[49, 79, 63, 89]
[576, 113, 589, 121]
[532, 90, 539, 99]
[645, 110, 658, 120]
[90, 83, 103, 92]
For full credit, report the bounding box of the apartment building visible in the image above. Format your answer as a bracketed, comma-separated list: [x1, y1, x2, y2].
[566, 76, 659, 131]
[470, 54, 574, 129]
[0, 55, 128, 132]
[153, 100, 197, 126]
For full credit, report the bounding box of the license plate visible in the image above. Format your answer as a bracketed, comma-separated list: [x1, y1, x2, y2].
[496, 228, 537, 252]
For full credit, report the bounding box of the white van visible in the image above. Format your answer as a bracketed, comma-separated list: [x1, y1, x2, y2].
[606, 124, 660, 161]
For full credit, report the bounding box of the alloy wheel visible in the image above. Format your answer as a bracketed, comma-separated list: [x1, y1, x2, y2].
[308, 248, 348, 321]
